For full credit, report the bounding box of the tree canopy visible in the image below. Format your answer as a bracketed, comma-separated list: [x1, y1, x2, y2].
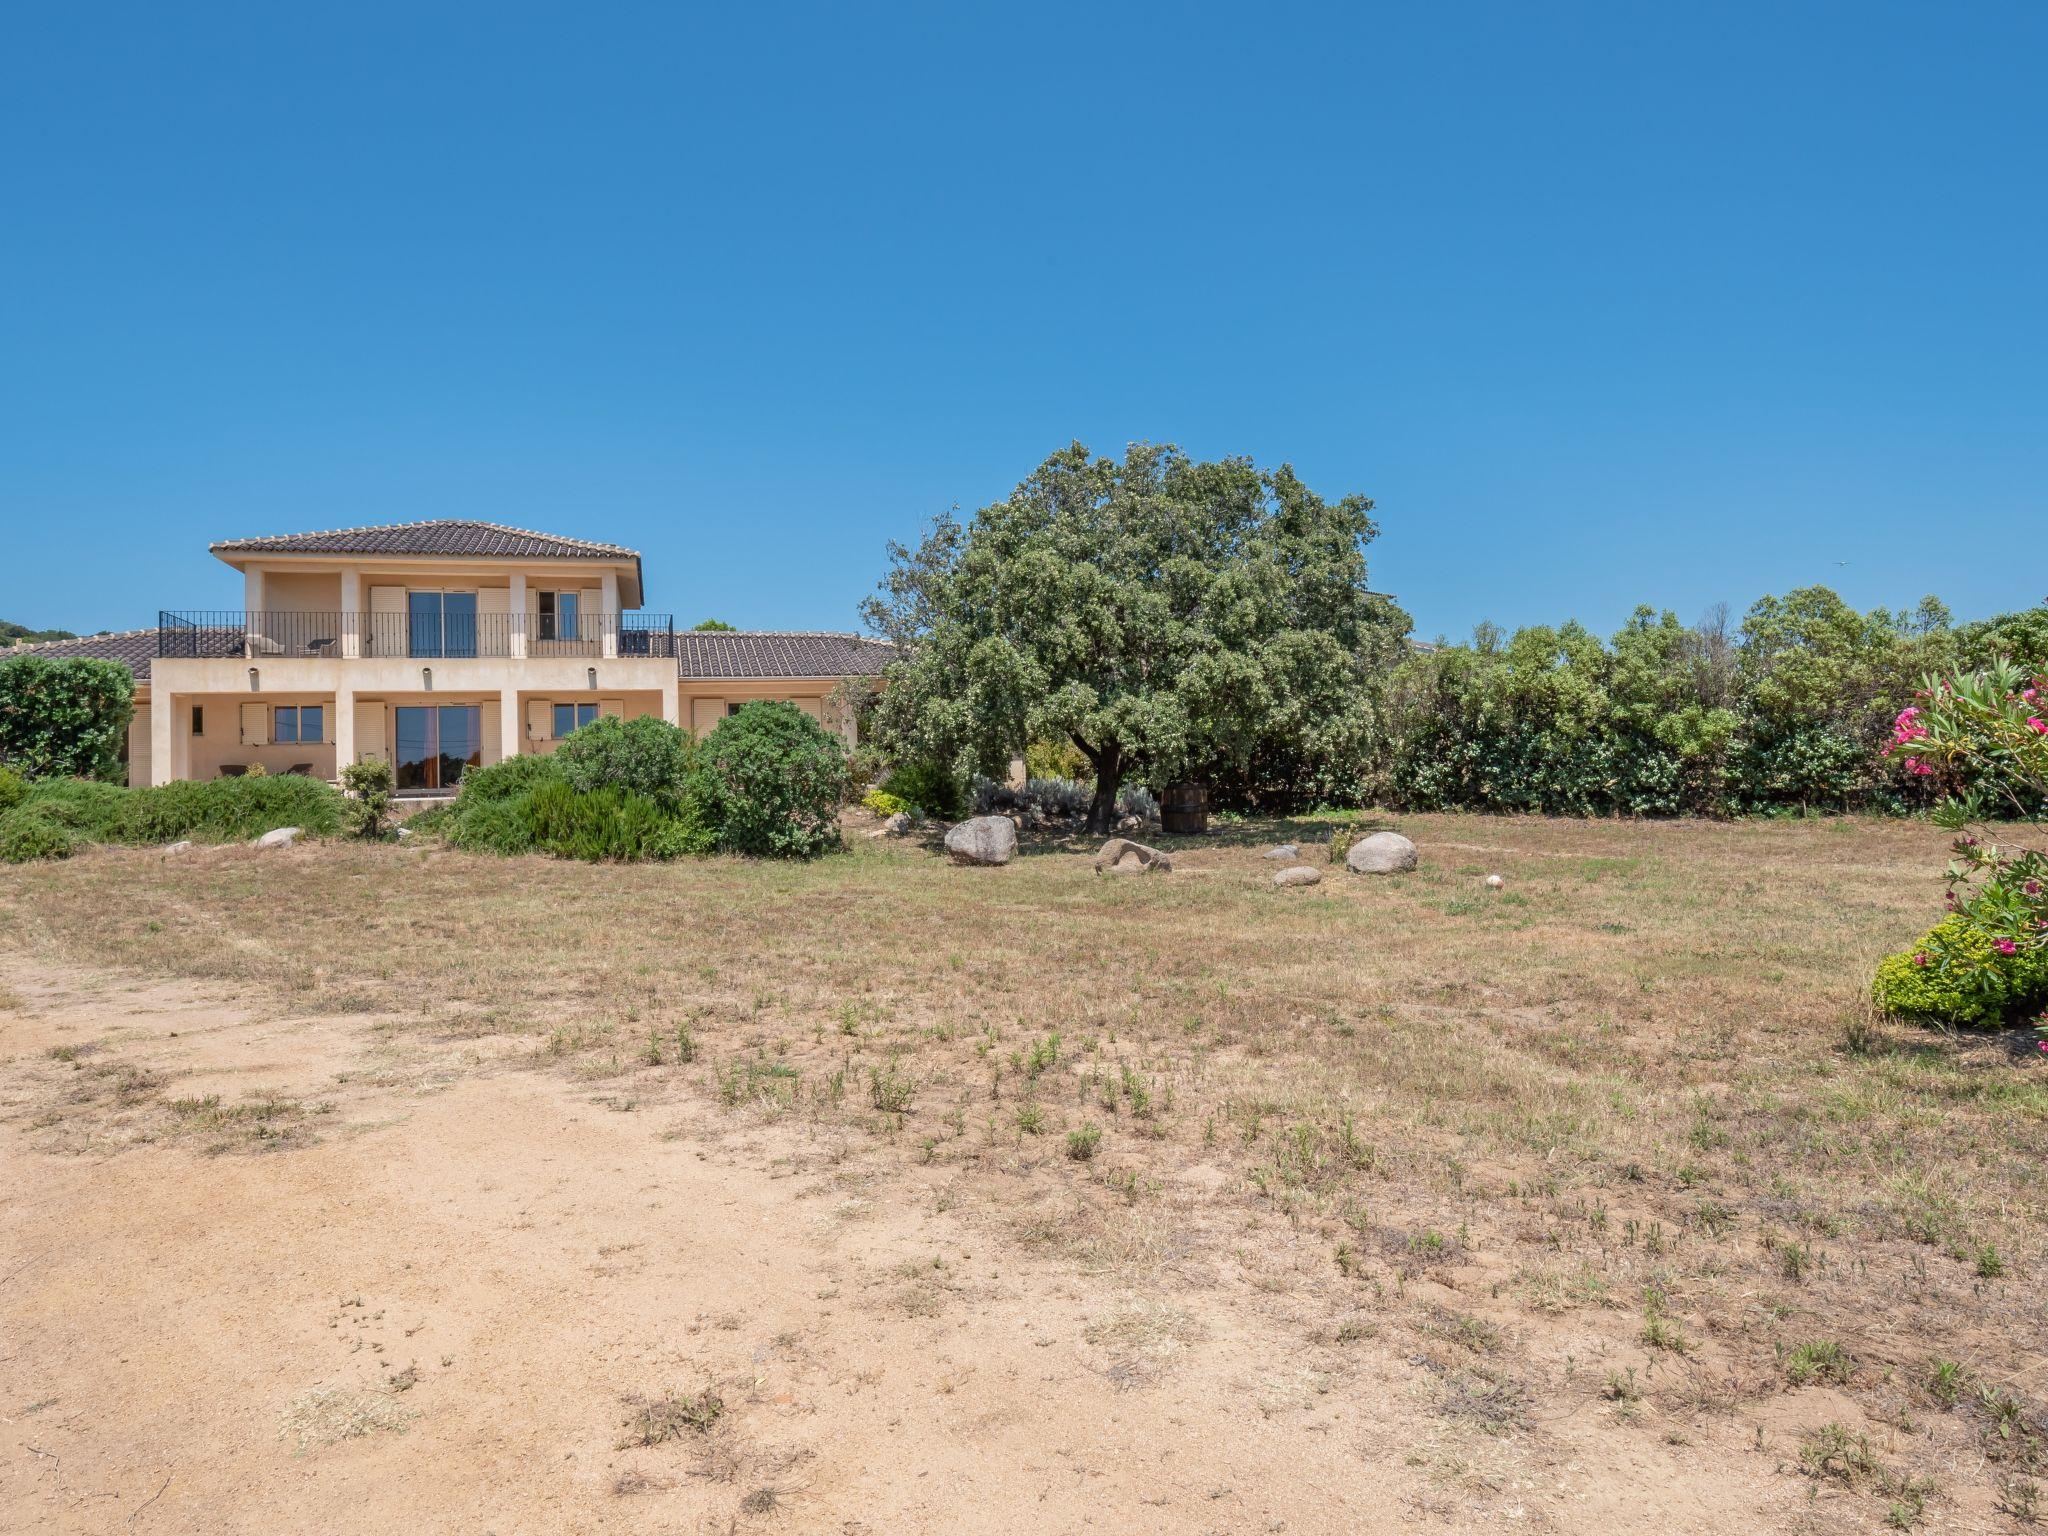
[864, 441, 1409, 830]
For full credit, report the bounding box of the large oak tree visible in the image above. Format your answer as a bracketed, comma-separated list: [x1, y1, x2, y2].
[863, 442, 1408, 833]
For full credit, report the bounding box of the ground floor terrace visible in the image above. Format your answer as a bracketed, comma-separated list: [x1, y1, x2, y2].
[130, 656, 857, 790]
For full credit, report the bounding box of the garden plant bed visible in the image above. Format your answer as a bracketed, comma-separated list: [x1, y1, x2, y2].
[3, 812, 2044, 1533]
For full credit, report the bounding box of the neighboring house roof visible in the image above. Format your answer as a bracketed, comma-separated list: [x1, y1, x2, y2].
[676, 631, 896, 680]
[209, 519, 639, 562]
[1, 628, 162, 683]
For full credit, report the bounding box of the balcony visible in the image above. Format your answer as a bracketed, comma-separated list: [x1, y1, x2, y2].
[157, 611, 677, 661]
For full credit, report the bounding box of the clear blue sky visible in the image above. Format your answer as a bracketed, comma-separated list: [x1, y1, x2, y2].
[2, 4, 2042, 643]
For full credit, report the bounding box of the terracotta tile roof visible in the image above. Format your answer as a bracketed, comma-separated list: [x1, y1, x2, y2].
[1, 628, 162, 683]
[2, 626, 900, 687]
[676, 631, 897, 680]
[209, 519, 638, 561]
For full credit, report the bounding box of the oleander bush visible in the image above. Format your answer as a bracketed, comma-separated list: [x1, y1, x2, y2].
[1870, 658, 2048, 1028]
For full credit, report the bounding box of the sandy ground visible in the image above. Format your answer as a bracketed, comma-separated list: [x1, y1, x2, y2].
[0, 958, 1800, 1535]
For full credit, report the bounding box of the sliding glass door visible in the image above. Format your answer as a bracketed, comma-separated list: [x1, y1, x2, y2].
[393, 706, 482, 791]
[407, 591, 477, 658]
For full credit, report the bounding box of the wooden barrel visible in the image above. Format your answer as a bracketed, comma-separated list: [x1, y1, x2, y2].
[1159, 782, 1208, 835]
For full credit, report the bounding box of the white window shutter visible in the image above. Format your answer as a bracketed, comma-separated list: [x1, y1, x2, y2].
[527, 701, 551, 740]
[599, 698, 624, 719]
[239, 702, 269, 746]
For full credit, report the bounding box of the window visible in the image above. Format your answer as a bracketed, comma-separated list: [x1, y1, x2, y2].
[552, 702, 599, 738]
[538, 591, 581, 642]
[408, 590, 477, 658]
[727, 702, 745, 716]
[190, 705, 204, 737]
[274, 705, 324, 744]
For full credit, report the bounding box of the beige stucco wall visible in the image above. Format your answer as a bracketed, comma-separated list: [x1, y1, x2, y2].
[679, 680, 857, 745]
[147, 655, 679, 786]
[139, 662, 867, 783]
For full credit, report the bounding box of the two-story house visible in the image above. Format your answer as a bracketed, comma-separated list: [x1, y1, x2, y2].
[18, 519, 893, 791]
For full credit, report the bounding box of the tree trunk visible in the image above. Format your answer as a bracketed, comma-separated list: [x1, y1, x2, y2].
[1084, 744, 1123, 835]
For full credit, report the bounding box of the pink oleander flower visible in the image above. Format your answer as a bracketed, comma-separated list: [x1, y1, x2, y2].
[2027, 716, 2047, 734]
[2027, 881, 2043, 896]
[1903, 757, 1934, 776]
[1997, 939, 2019, 956]
[1912, 952, 1930, 966]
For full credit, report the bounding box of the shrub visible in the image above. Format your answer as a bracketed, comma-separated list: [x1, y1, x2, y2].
[699, 702, 850, 859]
[455, 751, 564, 804]
[555, 715, 695, 807]
[863, 789, 910, 818]
[1873, 912, 2048, 1027]
[439, 792, 539, 856]
[340, 758, 394, 839]
[0, 655, 135, 781]
[0, 765, 23, 812]
[879, 758, 966, 821]
[524, 779, 679, 861]
[847, 743, 889, 791]
[21, 773, 344, 845]
[437, 750, 714, 862]
[22, 777, 130, 835]
[1026, 738, 1090, 781]
[0, 808, 78, 862]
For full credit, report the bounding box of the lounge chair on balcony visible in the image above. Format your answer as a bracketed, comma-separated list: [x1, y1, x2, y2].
[217, 764, 248, 778]
[285, 763, 314, 777]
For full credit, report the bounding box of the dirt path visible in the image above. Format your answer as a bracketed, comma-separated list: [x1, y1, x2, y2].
[0, 960, 1793, 1535]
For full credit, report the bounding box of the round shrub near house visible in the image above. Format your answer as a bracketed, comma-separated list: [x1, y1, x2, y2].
[554, 714, 696, 806]
[697, 702, 851, 859]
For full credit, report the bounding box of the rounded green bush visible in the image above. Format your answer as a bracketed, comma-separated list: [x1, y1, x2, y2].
[700, 702, 851, 859]
[0, 764, 24, 813]
[556, 715, 696, 806]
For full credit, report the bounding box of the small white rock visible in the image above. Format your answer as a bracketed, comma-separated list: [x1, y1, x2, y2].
[162, 839, 195, 855]
[252, 826, 302, 849]
[1272, 865, 1322, 888]
[1485, 873, 1505, 889]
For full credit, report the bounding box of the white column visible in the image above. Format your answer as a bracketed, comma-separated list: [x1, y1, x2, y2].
[340, 568, 362, 658]
[243, 567, 266, 657]
[501, 686, 522, 761]
[334, 682, 354, 778]
[659, 674, 679, 727]
[509, 572, 528, 659]
[600, 571, 619, 658]
[150, 687, 175, 786]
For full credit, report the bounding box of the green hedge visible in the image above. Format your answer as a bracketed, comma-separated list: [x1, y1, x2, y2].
[0, 773, 345, 861]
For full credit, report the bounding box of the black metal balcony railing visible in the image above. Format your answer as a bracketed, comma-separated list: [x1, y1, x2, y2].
[157, 611, 678, 661]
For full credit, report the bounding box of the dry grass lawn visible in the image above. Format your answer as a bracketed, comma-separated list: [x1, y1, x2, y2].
[3, 810, 2045, 1533]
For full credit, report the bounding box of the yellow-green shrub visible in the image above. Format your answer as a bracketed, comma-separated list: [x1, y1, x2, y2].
[863, 789, 909, 818]
[1872, 914, 2048, 1026]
